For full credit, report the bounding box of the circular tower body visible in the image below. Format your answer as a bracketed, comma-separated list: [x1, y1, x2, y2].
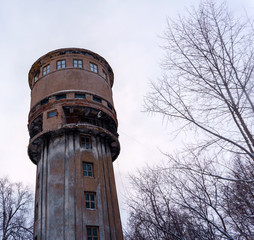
[28, 48, 123, 240]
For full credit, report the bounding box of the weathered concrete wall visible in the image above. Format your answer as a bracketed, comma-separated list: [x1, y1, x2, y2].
[34, 132, 123, 240]
[31, 68, 113, 108]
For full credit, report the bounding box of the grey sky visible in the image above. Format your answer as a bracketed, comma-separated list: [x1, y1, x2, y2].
[0, 0, 253, 227]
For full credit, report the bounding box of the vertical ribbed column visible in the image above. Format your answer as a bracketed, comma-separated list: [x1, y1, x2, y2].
[64, 132, 76, 239]
[46, 135, 65, 239]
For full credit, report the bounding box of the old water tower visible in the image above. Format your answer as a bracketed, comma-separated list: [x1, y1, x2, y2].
[28, 48, 123, 240]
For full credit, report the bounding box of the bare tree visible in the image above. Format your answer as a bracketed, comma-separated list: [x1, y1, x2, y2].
[125, 154, 254, 239]
[222, 157, 254, 239]
[125, 163, 210, 240]
[0, 177, 33, 240]
[145, 0, 254, 159]
[126, 1, 254, 239]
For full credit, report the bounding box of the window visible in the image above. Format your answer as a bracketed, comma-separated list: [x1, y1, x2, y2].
[35, 203, 38, 221]
[107, 103, 113, 110]
[74, 59, 83, 68]
[75, 93, 86, 99]
[56, 60, 66, 69]
[83, 162, 93, 177]
[47, 110, 57, 118]
[43, 64, 50, 76]
[41, 98, 49, 105]
[93, 96, 102, 103]
[87, 226, 99, 240]
[56, 94, 66, 100]
[34, 74, 39, 82]
[102, 70, 107, 80]
[85, 192, 96, 209]
[80, 135, 92, 149]
[37, 173, 40, 189]
[90, 63, 98, 73]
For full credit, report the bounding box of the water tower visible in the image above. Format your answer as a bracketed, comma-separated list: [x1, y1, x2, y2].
[28, 48, 123, 240]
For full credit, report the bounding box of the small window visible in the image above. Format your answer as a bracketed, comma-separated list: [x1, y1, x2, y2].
[41, 98, 49, 106]
[85, 192, 96, 209]
[74, 59, 83, 68]
[75, 93, 86, 99]
[56, 94, 66, 100]
[93, 96, 102, 103]
[34, 74, 39, 82]
[80, 135, 92, 149]
[83, 162, 93, 177]
[107, 103, 113, 110]
[90, 63, 98, 73]
[37, 173, 40, 189]
[87, 226, 99, 240]
[35, 203, 38, 221]
[43, 64, 50, 76]
[47, 110, 57, 118]
[102, 70, 107, 80]
[56, 60, 66, 69]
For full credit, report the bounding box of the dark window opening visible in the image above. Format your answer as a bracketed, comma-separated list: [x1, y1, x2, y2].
[83, 162, 93, 177]
[107, 103, 113, 110]
[37, 173, 40, 190]
[35, 203, 38, 221]
[85, 192, 96, 209]
[41, 98, 49, 105]
[75, 93, 86, 99]
[63, 106, 118, 136]
[93, 96, 101, 103]
[56, 94, 66, 100]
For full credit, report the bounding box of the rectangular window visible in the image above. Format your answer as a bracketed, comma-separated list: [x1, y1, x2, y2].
[34, 74, 38, 82]
[75, 93, 86, 99]
[87, 226, 99, 240]
[85, 192, 96, 209]
[35, 203, 38, 221]
[80, 135, 92, 149]
[102, 70, 107, 80]
[41, 98, 49, 105]
[47, 110, 57, 118]
[56, 60, 66, 69]
[83, 162, 93, 177]
[37, 173, 40, 189]
[43, 64, 50, 76]
[90, 63, 98, 73]
[56, 94, 66, 100]
[93, 96, 102, 103]
[73, 59, 83, 68]
[107, 103, 113, 110]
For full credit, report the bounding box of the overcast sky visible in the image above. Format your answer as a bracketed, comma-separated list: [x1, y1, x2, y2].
[0, 0, 253, 227]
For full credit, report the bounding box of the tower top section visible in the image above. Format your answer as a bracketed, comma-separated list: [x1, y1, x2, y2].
[28, 47, 114, 89]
